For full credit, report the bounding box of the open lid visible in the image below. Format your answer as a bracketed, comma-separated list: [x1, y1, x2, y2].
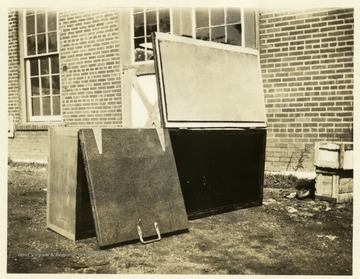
[153, 32, 267, 129]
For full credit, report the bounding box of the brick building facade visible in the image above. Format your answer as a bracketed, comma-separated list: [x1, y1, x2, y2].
[7, 8, 354, 171]
[260, 8, 354, 171]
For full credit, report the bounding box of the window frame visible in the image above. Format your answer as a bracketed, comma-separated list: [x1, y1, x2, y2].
[129, 7, 255, 67]
[193, 7, 245, 47]
[131, 7, 174, 65]
[22, 9, 62, 122]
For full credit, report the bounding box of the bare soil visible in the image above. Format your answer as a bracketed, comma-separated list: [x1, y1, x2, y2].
[7, 163, 353, 275]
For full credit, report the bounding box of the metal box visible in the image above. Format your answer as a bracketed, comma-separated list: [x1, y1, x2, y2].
[153, 33, 267, 218]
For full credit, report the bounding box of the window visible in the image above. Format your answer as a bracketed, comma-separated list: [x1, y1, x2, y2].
[133, 8, 171, 62]
[195, 8, 242, 46]
[24, 10, 61, 121]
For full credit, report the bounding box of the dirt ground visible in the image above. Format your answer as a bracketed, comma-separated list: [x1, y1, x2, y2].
[7, 163, 353, 275]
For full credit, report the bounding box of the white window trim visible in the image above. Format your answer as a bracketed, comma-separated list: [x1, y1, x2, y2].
[22, 10, 62, 122]
[241, 8, 245, 47]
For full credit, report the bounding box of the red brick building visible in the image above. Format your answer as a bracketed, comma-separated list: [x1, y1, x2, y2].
[7, 8, 354, 172]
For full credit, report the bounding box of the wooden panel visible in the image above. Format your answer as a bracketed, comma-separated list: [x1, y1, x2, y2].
[339, 177, 353, 194]
[340, 143, 353, 170]
[8, 115, 14, 138]
[118, 8, 132, 67]
[337, 193, 353, 203]
[315, 141, 353, 170]
[317, 174, 334, 197]
[79, 128, 188, 247]
[153, 32, 266, 128]
[243, 9, 257, 49]
[171, 8, 182, 36]
[172, 7, 194, 37]
[47, 127, 95, 240]
[315, 168, 353, 203]
[47, 128, 78, 240]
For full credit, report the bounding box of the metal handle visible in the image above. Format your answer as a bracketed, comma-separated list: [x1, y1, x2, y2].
[137, 222, 161, 244]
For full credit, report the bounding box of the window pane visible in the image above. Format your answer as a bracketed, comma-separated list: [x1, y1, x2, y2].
[37, 13, 46, 33]
[134, 37, 145, 62]
[32, 98, 40, 116]
[40, 57, 49, 75]
[196, 8, 209, 28]
[52, 76, 60, 94]
[41, 76, 50, 95]
[48, 32, 58, 52]
[146, 11, 157, 36]
[31, 78, 39, 96]
[37, 34, 46, 54]
[53, 96, 61, 115]
[210, 8, 225, 26]
[27, 36, 36, 55]
[134, 13, 145, 37]
[196, 28, 210, 41]
[211, 26, 226, 43]
[51, 56, 59, 73]
[226, 8, 241, 24]
[133, 8, 172, 62]
[42, 97, 51, 115]
[227, 24, 242, 46]
[26, 10, 35, 16]
[48, 11, 57, 31]
[26, 15, 35, 35]
[134, 37, 145, 49]
[159, 9, 170, 33]
[30, 59, 39, 76]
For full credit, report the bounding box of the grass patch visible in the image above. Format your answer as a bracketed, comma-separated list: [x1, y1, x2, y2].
[264, 173, 315, 191]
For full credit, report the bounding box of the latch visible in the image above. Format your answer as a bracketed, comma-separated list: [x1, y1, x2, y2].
[137, 222, 162, 244]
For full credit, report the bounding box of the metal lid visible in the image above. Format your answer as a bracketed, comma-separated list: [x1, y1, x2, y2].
[153, 32, 267, 129]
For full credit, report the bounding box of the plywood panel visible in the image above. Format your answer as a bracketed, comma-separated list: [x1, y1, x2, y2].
[153, 32, 266, 128]
[79, 128, 188, 247]
[47, 128, 78, 240]
[47, 127, 95, 241]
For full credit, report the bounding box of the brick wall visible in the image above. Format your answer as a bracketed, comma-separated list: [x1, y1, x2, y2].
[8, 8, 354, 168]
[8, 10, 123, 163]
[8, 10, 21, 124]
[259, 8, 354, 172]
[59, 10, 122, 127]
